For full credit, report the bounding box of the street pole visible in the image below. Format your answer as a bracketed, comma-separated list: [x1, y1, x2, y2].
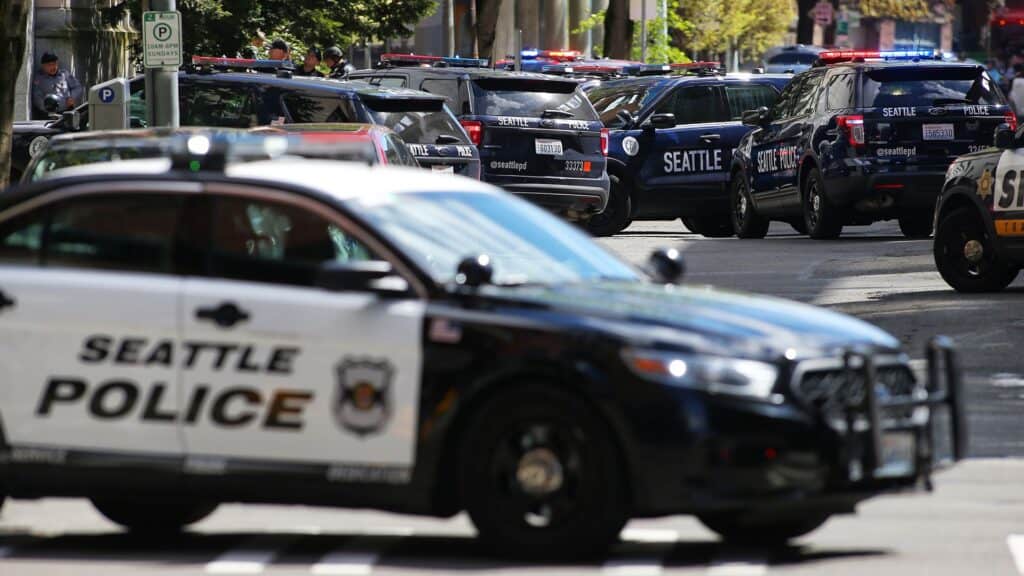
[447, 0, 456, 57]
[144, 0, 179, 128]
[641, 0, 647, 62]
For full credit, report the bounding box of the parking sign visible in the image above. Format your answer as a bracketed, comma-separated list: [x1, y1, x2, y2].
[143, 11, 182, 68]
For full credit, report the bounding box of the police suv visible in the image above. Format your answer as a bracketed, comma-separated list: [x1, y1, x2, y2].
[9, 57, 480, 181]
[731, 50, 1013, 239]
[585, 66, 789, 236]
[0, 139, 965, 557]
[933, 124, 1024, 291]
[349, 55, 610, 222]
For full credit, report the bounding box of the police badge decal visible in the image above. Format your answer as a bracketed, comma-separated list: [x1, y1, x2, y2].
[334, 358, 394, 436]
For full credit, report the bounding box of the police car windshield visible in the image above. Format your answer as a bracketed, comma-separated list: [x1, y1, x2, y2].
[862, 67, 1006, 107]
[587, 82, 661, 128]
[348, 191, 639, 285]
[472, 79, 598, 120]
[364, 101, 469, 145]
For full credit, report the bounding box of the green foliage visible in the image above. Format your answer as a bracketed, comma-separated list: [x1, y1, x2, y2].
[676, 0, 793, 61]
[630, 0, 691, 63]
[572, 8, 606, 57]
[858, 0, 955, 21]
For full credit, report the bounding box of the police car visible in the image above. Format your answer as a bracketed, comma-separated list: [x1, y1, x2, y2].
[0, 142, 965, 557]
[585, 66, 789, 236]
[11, 57, 480, 180]
[350, 55, 610, 222]
[494, 48, 584, 72]
[933, 124, 1024, 291]
[731, 50, 1013, 239]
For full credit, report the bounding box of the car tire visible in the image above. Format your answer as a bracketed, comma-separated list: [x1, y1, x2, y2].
[898, 213, 933, 239]
[730, 172, 769, 239]
[934, 207, 1018, 293]
[459, 384, 627, 560]
[802, 167, 842, 239]
[698, 512, 830, 545]
[587, 175, 631, 237]
[92, 498, 218, 533]
[682, 214, 734, 238]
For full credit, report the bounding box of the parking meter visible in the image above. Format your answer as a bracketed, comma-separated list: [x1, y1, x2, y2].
[88, 78, 130, 131]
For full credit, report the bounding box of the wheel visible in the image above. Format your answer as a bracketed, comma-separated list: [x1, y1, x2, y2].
[789, 219, 807, 235]
[459, 385, 627, 560]
[933, 207, 1018, 292]
[682, 214, 734, 238]
[898, 212, 933, 238]
[698, 512, 830, 545]
[730, 171, 769, 239]
[802, 167, 842, 239]
[587, 174, 631, 237]
[92, 498, 218, 533]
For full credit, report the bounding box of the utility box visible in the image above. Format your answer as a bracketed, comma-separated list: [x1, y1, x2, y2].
[88, 78, 130, 131]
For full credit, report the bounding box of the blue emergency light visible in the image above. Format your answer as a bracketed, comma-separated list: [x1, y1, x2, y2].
[439, 56, 490, 68]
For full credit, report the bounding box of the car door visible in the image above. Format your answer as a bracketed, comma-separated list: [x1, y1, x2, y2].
[749, 75, 803, 203]
[179, 185, 425, 481]
[0, 183, 195, 457]
[721, 81, 782, 170]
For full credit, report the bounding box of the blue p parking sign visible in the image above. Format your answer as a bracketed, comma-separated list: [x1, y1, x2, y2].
[99, 87, 116, 104]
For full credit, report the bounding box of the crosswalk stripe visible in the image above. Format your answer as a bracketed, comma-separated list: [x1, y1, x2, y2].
[310, 551, 378, 575]
[602, 528, 679, 575]
[706, 554, 768, 576]
[1008, 534, 1024, 574]
[205, 535, 298, 574]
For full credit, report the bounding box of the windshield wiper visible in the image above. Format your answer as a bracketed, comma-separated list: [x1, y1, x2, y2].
[541, 109, 574, 119]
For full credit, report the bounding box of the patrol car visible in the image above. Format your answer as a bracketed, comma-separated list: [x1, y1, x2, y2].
[933, 124, 1024, 291]
[350, 56, 610, 222]
[10, 57, 480, 180]
[585, 67, 789, 236]
[0, 139, 965, 557]
[731, 50, 1013, 239]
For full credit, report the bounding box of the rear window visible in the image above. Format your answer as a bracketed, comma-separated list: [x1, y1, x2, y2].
[861, 67, 1006, 108]
[472, 78, 598, 120]
[363, 99, 469, 145]
[768, 53, 818, 65]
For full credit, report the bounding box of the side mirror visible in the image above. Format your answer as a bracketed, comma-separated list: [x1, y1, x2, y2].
[994, 123, 1016, 149]
[648, 113, 676, 130]
[742, 106, 769, 127]
[615, 109, 635, 128]
[456, 254, 493, 288]
[315, 260, 410, 297]
[646, 248, 686, 284]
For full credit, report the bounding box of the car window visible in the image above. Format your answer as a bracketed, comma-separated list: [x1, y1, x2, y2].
[724, 84, 778, 120]
[861, 67, 1006, 107]
[364, 100, 470, 145]
[420, 78, 460, 109]
[826, 72, 856, 110]
[471, 78, 599, 120]
[385, 134, 419, 166]
[282, 92, 358, 123]
[767, 53, 818, 65]
[769, 76, 801, 121]
[209, 196, 378, 287]
[654, 85, 727, 124]
[0, 210, 47, 265]
[181, 84, 257, 127]
[791, 72, 823, 116]
[375, 77, 407, 88]
[43, 194, 184, 273]
[588, 82, 660, 127]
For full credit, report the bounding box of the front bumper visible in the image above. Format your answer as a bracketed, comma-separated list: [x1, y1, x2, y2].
[628, 338, 966, 517]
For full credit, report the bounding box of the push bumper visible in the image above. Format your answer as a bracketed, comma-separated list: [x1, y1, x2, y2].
[484, 173, 611, 220]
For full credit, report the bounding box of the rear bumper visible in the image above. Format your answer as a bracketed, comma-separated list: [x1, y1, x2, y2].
[485, 173, 610, 219]
[822, 159, 948, 217]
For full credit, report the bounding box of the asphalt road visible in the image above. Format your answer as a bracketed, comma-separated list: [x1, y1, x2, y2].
[2, 219, 1023, 576]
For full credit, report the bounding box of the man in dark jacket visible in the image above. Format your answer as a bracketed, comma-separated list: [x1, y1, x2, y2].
[296, 47, 324, 77]
[31, 52, 83, 119]
[324, 46, 349, 79]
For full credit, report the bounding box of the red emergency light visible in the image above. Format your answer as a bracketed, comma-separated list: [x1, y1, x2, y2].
[816, 50, 938, 64]
[379, 53, 443, 66]
[669, 61, 721, 69]
[540, 49, 582, 61]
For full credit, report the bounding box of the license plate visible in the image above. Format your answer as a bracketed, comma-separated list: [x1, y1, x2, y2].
[535, 138, 564, 156]
[431, 165, 455, 174]
[996, 219, 1024, 236]
[875, 432, 915, 478]
[923, 123, 955, 141]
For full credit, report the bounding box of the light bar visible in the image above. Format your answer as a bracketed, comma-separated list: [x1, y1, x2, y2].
[543, 63, 623, 75]
[439, 56, 490, 68]
[541, 49, 582, 61]
[520, 49, 540, 59]
[191, 56, 292, 69]
[379, 53, 443, 66]
[817, 50, 939, 64]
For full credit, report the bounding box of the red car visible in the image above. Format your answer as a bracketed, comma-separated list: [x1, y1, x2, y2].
[256, 123, 421, 168]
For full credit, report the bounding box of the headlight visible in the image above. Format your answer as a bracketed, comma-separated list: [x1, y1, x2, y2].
[621, 348, 780, 401]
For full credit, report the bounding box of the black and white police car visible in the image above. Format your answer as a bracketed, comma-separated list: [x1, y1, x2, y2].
[0, 140, 964, 558]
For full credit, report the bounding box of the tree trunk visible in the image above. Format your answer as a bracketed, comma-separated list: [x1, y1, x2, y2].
[796, 0, 816, 45]
[1, 0, 31, 189]
[604, 0, 632, 59]
[476, 0, 500, 60]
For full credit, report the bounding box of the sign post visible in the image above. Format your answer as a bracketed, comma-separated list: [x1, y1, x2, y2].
[142, 4, 181, 128]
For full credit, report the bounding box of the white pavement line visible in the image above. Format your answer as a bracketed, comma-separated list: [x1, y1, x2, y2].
[311, 531, 410, 576]
[706, 553, 768, 576]
[620, 528, 681, 543]
[1008, 534, 1024, 575]
[601, 529, 679, 575]
[205, 536, 297, 574]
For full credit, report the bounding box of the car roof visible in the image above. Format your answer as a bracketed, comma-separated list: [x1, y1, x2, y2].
[821, 60, 985, 71]
[353, 66, 580, 84]
[170, 71, 447, 100]
[276, 123, 390, 137]
[46, 127, 253, 146]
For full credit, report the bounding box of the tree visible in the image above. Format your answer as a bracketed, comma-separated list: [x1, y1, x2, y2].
[1, 0, 31, 189]
[604, 0, 633, 59]
[676, 0, 792, 63]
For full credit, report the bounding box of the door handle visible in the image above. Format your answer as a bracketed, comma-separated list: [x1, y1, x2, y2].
[699, 133, 721, 142]
[0, 290, 15, 311]
[195, 302, 250, 328]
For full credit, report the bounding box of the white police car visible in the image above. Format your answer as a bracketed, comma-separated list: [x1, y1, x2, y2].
[0, 141, 964, 559]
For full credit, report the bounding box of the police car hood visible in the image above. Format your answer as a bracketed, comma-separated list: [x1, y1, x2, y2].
[13, 121, 56, 134]
[480, 281, 900, 360]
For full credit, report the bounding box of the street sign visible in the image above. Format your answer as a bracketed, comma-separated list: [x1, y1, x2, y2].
[142, 11, 182, 69]
[629, 0, 657, 21]
[813, 0, 834, 26]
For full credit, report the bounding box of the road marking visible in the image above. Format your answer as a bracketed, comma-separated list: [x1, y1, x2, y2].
[311, 551, 378, 575]
[620, 528, 680, 543]
[602, 528, 678, 575]
[1008, 534, 1024, 574]
[206, 535, 297, 574]
[706, 552, 768, 576]
[602, 560, 663, 576]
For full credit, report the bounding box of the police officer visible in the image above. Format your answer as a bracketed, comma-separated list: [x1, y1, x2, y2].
[324, 46, 348, 79]
[296, 47, 324, 77]
[268, 38, 291, 62]
[31, 52, 83, 120]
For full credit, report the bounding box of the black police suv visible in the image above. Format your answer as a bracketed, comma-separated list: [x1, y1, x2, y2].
[8, 58, 480, 181]
[933, 124, 1024, 291]
[585, 70, 789, 236]
[350, 57, 610, 222]
[0, 148, 965, 558]
[731, 50, 1013, 239]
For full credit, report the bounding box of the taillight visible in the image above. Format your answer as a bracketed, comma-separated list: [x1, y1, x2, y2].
[836, 114, 865, 148]
[600, 128, 609, 156]
[1005, 110, 1018, 132]
[460, 119, 483, 146]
